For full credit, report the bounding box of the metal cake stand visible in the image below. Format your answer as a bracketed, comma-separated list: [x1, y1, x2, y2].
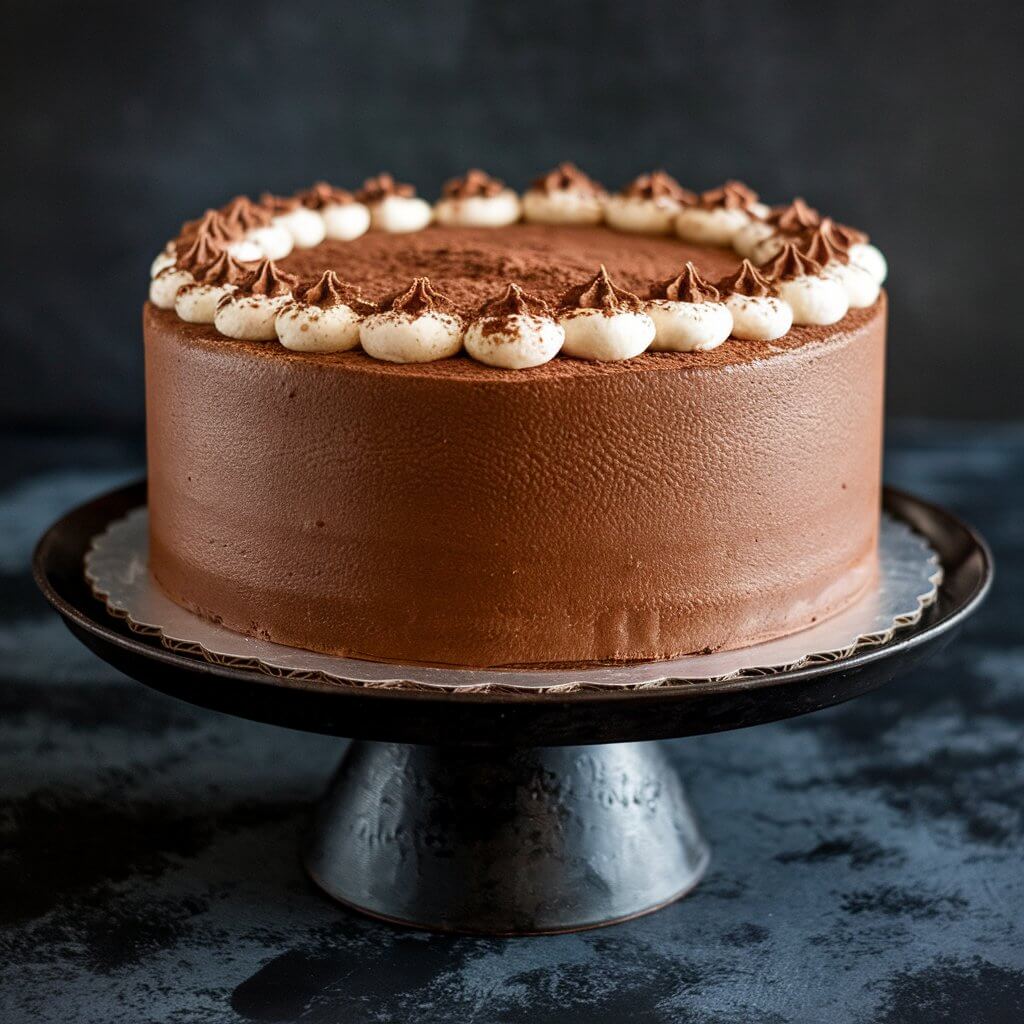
[33, 482, 991, 935]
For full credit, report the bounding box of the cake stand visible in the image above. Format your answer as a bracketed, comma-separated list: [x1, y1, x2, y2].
[33, 482, 991, 935]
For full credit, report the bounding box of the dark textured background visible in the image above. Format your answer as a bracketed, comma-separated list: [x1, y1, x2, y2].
[3, 3, 1024, 1021]
[3, 0, 1022, 428]
[2, 424, 1022, 1022]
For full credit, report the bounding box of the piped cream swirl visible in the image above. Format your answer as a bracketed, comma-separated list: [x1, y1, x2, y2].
[359, 278, 463, 362]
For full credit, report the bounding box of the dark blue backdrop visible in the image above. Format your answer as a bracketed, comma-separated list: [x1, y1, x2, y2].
[4, 0, 1022, 427]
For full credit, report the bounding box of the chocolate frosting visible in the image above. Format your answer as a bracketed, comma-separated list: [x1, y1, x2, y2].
[144, 296, 885, 667]
[442, 169, 506, 199]
[259, 192, 300, 215]
[299, 270, 376, 313]
[175, 231, 223, 272]
[717, 259, 777, 297]
[531, 162, 605, 196]
[193, 251, 249, 286]
[476, 282, 552, 319]
[621, 171, 696, 205]
[381, 277, 458, 316]
[559, 265, 644, 312]
[698, 180, 760, 211]
[830, 220, 870, 246]
[220, 196, 272, 232]
[798, 220, 851, 266]
[177, 209, 238, 248]
[765, 243, 824, 281]
[355, 173, 416, 204]
[650, 262, 721, 303]
[768, 197, 820, 232]
[296, 182, 356, 210]
[236, 259, 299, 298]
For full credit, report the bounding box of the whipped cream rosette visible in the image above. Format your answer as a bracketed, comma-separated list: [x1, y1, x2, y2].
[148, 231, 222, 309]
[435, 169, 521, 228]
[356, 173, 433, 234]
[219, 196, 293, 262]
[296, 182, 370, 242]
[753, 211, 886, 286]
[276, 271, 376, 353]
[150, 243, 176, 279]
[359, 278, 463, 362]
[177, 207, 238, 247]
[826, 220, 888, 284]
[522, 163, 606, 226]
[151, 209, 236, 280]
[260, 192, 327, 249]
[148, 165, 884, 367]
[213, 259, 299, 341]
[676, 180, 767, 247]
[647, 262, 733, 352]
[149, 265, 195, 309]
[605, 171, 696, 235]
[796, 221, 880, 308]
[717, 260, 793, 341]
[558, 266, 656, 360]
[174, 251, 249, 324]
[851, 244, 887, 284]
[765, 243, 849, 326]
[464, 284, 565, 369]
[733, 197, 820, 259]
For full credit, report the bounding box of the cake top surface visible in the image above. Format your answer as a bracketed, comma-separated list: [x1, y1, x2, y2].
[259, 225, 739, 316]
[147, 165, 887, 371]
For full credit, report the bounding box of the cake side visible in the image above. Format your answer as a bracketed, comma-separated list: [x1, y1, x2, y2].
[145, 296, 885, 668]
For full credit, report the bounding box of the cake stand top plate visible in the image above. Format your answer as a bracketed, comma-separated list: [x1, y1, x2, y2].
[34, 482, 991, 747]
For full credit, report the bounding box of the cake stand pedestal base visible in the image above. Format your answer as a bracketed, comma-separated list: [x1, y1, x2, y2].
[305, 740, 708, 934]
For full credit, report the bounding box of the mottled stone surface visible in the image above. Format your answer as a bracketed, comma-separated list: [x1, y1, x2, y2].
[2, 424, 1022, 1023]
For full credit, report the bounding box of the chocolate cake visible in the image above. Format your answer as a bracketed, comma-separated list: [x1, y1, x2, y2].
[144, 167, 887, 667]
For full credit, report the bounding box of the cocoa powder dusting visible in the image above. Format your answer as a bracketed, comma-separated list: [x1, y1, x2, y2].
[797, 221, 851, 265]
[558, 265, 644, 312]
[765, 243, 823, 282]
[442, 169, 506, 199]
[236, 259, 299, 298]
[272, 224, 742, 317]
[299, 270, 376, 313]
[193, 251, 249, 286]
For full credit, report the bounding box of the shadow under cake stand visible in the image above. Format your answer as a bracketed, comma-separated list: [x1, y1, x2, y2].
[34, 482, 991, 935]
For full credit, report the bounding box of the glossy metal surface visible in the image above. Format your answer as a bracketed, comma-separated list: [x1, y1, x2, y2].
[306, 740, 708, 934]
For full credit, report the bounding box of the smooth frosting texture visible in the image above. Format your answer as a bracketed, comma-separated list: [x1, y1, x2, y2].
[145, 295, 885, 667]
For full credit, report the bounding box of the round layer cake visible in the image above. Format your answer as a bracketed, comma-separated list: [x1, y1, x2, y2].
[144, 169, 886, 668]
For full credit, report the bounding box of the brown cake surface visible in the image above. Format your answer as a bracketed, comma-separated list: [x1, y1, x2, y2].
[269, 224, 740, 313]
[145, 222, 885, 667]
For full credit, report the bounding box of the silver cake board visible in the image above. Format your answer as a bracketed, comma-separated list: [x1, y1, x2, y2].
[84, 508, 942, 694]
